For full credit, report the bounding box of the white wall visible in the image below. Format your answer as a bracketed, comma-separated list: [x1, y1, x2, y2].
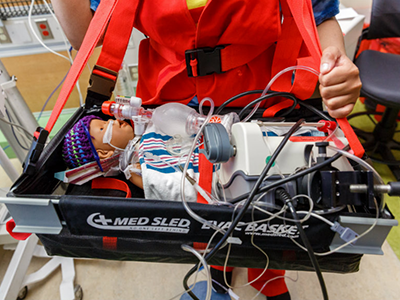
[341, 0, 373, 23]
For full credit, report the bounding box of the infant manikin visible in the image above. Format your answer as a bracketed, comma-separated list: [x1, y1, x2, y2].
[62, 114, 200, 201]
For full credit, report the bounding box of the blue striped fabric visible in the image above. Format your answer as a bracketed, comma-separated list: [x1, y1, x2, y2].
[139, 131, 200, 174]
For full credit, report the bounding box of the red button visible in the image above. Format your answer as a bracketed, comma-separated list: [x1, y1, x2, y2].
[42, 31, 49, 36]
[39, 24, 46, 29]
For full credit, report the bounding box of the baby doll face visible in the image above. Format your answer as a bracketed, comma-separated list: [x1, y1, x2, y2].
[90, 119, 134, 151]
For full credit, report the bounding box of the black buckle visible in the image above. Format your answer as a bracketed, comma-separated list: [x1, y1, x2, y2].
[185, 45, 225, 77]
[87, 65, 119, 99]
[22, 127, 49, 175]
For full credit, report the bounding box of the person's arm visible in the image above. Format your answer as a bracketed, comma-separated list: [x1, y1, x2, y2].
[51, 0, 95, 50]
[316, 17, 362, 118]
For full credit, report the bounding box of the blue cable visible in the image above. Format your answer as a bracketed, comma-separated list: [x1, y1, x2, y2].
[36, 47, 74, 122]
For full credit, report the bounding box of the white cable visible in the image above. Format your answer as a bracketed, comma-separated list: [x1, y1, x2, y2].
[42, 0, 84, 105]
[242, 65, 319, 122]
[296, 211, 335, 227]
[180, 97, 226, 234]
[252, 194, 314, 223]
[168, 229, 221, 300]
[290, 197, 379, 256]
[228, 204, 270, 289]
[250, 272, 299, 300]
[29, 0, 84, 105]
[28, 0, 70, 62]
[181, 244, 212, 300]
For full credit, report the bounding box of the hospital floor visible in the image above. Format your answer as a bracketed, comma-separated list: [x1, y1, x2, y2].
[2, 102, 400, 300]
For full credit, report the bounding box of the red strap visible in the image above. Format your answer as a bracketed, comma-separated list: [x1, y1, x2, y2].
[337, 118, 365, 158]
[43, 0, 118, 135]
[270, 0, 321, 100]
[190, 58, 199, 77]
[95, 0, 138, 74]
[91, 177, 132, 198]
[262, 100, 299, 118]
[6, 219, 31, 241]
[103, 236, 118, 250]
[196, 142, 213, 204]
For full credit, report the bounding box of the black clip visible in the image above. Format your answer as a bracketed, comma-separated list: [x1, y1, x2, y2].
[22, 127, 49, 175]
[185, 45, 225, 77]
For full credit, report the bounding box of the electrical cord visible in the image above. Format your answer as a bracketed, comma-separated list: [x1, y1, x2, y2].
[276, 188, 329, 300]
[181, 244, 212, 300]
[219, 89, 332, 124]
[369, 157, 400, 166]
[214, 90, 264, 115]
[28, 0, 84, 105]
[36, 67, 69, 122]
[4, 109, 30, 151]
[238, 92, 298, 120]
[182, 119, 305, 300]
[0, 115, 33, 138]
[297, 100, 334, 121]
[346, 110, 386, 121]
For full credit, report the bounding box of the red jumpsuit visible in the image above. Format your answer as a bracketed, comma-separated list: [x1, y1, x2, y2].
[132, 0, 321, 108]
[130, 0, 321, 297]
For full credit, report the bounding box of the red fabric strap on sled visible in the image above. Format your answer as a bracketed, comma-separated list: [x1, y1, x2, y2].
[197, 142, 213, 204]
[264, 0, 364, 158]
[42, 0, 137, 136]
[93, 0, 138, 79]
[6, 219, 31, 240]
[269, 0, 320, 100]
[103, 236, 118, 250]
[40, 0, 118, 137]
[91, 177, 132, 198]
[337, 118, 364, 157]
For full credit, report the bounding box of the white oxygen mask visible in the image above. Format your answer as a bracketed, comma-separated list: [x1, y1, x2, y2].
[102, 120, 126, 151]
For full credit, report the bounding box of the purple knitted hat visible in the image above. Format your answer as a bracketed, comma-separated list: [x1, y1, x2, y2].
[62, 115, 102, 169]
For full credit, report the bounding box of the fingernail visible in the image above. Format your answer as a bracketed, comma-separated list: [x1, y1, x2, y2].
[320, 63, 329, 73]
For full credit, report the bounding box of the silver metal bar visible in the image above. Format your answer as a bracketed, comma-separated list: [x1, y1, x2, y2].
[0, 60, 39, 163]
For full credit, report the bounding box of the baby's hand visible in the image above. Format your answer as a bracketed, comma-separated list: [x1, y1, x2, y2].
[319, 46, 362, 118]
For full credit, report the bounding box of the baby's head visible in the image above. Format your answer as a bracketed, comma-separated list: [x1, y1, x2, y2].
[62, 115, 134, 168]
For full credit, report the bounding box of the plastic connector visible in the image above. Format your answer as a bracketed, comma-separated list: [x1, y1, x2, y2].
[330, 221, 359, 245]
[317, 120, 337, 133]
[200, 123, 234, 163]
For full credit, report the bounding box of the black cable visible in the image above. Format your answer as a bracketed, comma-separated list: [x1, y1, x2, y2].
[347, 111, 388, 121]
[297, 100, 334, 121]
[214, 90, 264, 115]
[217, 88, 336, 123]
[276, 188, 329, 300]
[5, 109, 30, 151]
[182, 119, 306, 299]
[369, 156, 400, 166]
[238, 92, 298, 120]
[229, 150, 344, 204]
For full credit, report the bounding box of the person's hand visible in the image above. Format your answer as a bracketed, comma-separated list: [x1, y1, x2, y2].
[319, 46, 362, 118]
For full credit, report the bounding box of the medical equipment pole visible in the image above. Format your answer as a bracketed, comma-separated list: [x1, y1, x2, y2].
[0, 60, 39, 163]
